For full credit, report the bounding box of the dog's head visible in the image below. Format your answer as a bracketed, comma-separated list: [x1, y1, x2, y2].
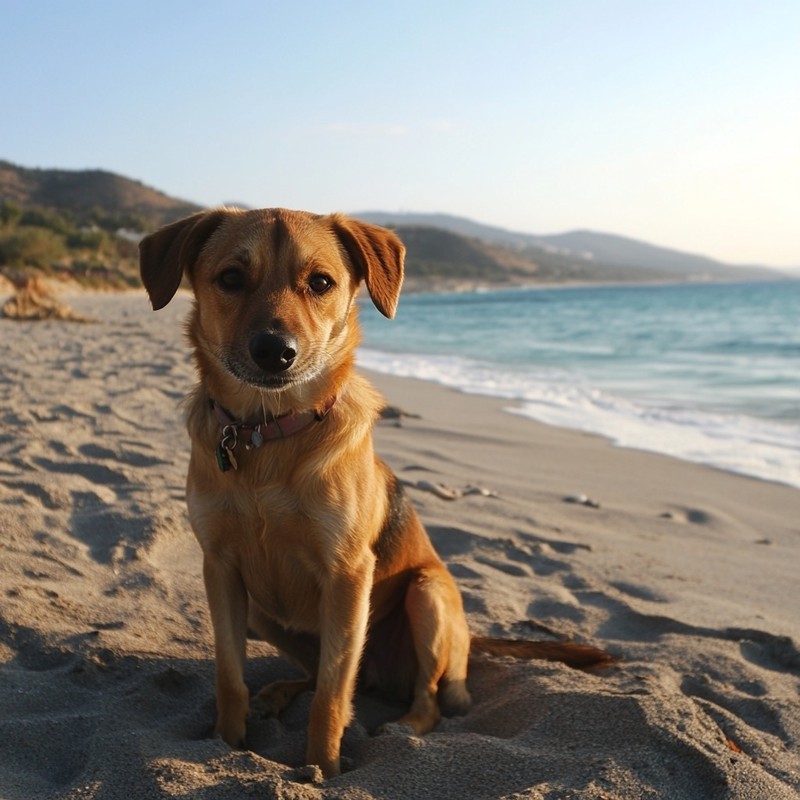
[139, 208, 404, 400]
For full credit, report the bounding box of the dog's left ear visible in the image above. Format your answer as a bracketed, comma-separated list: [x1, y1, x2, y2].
[139, 210, 227, 310]
[330, 215, 405, 318]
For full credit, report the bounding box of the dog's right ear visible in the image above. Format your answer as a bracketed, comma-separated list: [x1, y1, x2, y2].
[139, 211, 227, 310]
[329, 215, 405, 319]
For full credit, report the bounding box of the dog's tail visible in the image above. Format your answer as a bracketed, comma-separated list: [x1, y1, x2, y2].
[471, 637, 615, 670]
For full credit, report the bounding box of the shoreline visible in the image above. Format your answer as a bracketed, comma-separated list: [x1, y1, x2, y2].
[13, 280, 794, 490]
[396, 272, 799, 296]
[359, 348, 800, 490]
[369, 365, 800, 491]
[365, 369, 800, 639]
[2, 290, 799, 798]
[357, 278, 800, 492]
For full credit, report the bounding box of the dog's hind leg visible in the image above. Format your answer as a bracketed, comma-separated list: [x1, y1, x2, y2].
[391, 567, 472, 734]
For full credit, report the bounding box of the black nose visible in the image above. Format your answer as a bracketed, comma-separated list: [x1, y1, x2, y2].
[248, 331, 297, 373]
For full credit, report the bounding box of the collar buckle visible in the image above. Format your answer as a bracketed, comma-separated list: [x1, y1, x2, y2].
[210, 396, 336, 471]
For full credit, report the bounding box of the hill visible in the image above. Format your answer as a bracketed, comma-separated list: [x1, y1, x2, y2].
[357, 211, 787, 282]
[0, 161, 206, 288]
[0, 160, 201, 229]
[392, 224, 689, 290]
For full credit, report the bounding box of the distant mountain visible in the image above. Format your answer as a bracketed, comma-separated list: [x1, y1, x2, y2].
[389, 224, 695, 289]
[1, 160, 789, 289]
[527, 229, 766, 278]
[0, 160, 201, 228]
[355, 211, 788, 281]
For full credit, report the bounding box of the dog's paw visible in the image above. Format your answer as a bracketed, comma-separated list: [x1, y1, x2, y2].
[292, 756, 354, 783]
[252, 678, 312, 717]
[214, 717, 247, 749]
[251, 689, 285, 717]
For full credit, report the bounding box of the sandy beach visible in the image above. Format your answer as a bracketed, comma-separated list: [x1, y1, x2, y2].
[1, 289, 798, 800]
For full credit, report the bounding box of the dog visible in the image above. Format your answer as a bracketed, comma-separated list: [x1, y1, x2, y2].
[139, 208, 612, 778]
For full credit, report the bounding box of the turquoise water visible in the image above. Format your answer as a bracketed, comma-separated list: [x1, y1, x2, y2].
[358, 281, 800, 488]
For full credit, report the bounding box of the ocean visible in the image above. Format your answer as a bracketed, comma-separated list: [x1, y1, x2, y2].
[357, 280, 800, 490]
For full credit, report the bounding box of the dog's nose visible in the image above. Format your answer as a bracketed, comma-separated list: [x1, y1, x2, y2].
[249, 331, 297, 373]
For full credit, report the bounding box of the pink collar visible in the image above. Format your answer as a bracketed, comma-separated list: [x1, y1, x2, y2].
[211, 396, 336, 472]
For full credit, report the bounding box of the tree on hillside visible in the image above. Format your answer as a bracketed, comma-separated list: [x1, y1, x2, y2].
[0, 200, 23, 228]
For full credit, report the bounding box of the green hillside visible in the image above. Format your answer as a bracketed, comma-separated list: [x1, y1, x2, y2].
[0, 161, 201, 286]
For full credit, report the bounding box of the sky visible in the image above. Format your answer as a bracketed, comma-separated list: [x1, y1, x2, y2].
[2, 0, 799, 267]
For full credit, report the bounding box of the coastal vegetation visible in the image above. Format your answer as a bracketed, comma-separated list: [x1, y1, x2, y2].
[0, 160, 199, 288]
[0, 198, 146, 287]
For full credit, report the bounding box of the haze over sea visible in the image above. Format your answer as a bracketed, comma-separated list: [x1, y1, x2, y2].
[358, 280, 800, 489]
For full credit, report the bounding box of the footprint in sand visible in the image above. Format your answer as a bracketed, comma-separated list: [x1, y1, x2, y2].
[78, 443, 167, 468]
[31, 456, 129, 487]
[659, 507, 715, 525]
[611, 581, 670, 604]
[0, 624, 93, 789]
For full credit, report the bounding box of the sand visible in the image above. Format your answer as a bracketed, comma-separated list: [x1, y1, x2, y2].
[1, 290, 798, 800]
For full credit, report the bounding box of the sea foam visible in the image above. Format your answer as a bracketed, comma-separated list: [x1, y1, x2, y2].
[358, 348, 800, 490]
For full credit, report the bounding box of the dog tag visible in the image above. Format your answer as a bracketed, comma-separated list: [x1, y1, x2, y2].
[216, 444, 233, 472]
[225, 446, 238, 470]
[250, 430, 264, 448]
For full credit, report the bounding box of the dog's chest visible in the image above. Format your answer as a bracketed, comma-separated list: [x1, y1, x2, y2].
[241, 531, 324, 633]
[190, 476, 333, 632]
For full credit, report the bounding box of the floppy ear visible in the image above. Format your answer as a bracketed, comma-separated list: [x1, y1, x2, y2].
[330, 215, 405, 318]
[139, 210, 227, 310]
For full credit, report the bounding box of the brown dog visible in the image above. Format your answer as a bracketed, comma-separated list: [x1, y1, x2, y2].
[139, 208, 611, 778]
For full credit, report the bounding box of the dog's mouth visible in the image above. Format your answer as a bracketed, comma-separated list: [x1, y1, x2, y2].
[220, 353, 324, 392]
[198, 332, 332, 394]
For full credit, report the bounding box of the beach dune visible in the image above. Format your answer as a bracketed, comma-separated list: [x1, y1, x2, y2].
[1, 291, 798, 799]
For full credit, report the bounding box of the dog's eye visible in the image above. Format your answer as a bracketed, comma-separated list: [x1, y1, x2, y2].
[308, 274, 334, 295]
[216, 268, 246, 292]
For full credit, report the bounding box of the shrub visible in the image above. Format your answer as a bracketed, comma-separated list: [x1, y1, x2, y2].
[66, 228, 114, 255]
[19, 207, 73, 235]
[0, 226, 67, 267]
[0, 200, 23, 228]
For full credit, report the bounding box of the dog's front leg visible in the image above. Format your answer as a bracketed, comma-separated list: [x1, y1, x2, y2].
[203, 556, 249, 747]
[306, 556, 374, 778]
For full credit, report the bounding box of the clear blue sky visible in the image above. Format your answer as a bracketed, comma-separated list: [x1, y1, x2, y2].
[3, 0, 799, 266]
